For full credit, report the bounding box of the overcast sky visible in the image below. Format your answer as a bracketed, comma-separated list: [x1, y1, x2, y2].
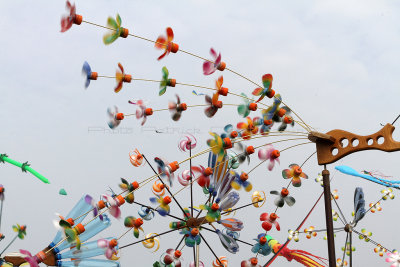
[1, 0, 400, 266]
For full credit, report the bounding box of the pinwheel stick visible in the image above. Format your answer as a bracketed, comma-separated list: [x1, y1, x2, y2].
[220, 199, 263, 216]
[0, 234, 18, 257]
[0, 154, 50, 184]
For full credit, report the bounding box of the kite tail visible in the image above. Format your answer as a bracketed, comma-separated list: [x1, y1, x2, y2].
[278, 246, 328, 267]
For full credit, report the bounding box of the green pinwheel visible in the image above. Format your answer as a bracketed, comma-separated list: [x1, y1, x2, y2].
[103, 14, 128, 45]
[12, 224, 26, 239]
[159, 67, 176, 96]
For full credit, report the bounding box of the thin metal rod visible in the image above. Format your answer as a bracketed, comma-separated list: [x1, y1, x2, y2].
[0, 234, 18, 256]
[175, 235, 185, 250]
[331, 193, 348, 225]
[193, 246, 197, 267]
[392, 114, 400, 125]
[142, 154, 187, 215]
[349, 232, 353, 267]
[198, 232, 222, 265]
[220, 200, 262, 215]
[341, 232, 349, 266]
[190, 146, 194, 217]
[119, 228, 180, 249]
[322, 167, 336, 267]
[0, 200, 3, 232]
[201, 226, 254, 246]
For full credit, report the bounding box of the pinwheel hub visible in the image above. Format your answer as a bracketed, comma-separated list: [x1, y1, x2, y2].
[186, 217, 208, 228]
[344, 223, 353, 233]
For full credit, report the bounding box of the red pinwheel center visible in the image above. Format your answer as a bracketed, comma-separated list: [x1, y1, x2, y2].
[283, 116, 293, 124]
[134, 218, 143, 228]
[211, 203, 220, 211]
[260, 236, 267, 245]
[281, 188, 289, 197]
[223, 137, 232, 149]
[178, 103, 187, 111]
[66, 218, 75, 226]
[168, 161, 180, 173]
[116, 113, 124, 121]
[131, 181, 139, 190]
[204, 167, 213, 176]
[145, 108, 153, 116]
[246, 146, 255, 155]
[110, 239, 118, 248]
[240, 172, 249, 181]
[174, 250, 182, 258]
[216, 101, 223, 109]
[264, 119, 273, 126]
[0, 187, 4, 193]
[249, 103, 258, 111]
[277, 108, 286, 117]
[230, 131, 238, 138]
[251, 258, 258, 265]
[163, 196, 172, 205]
[191, 228, 199, 236]
[271, 150, 280, 159]
[218, 87, 229, 96]
[97, 200, 106, 210]
[164, 255, 173, 265]
[20, 225, 26, 231]
[294, 166, 302, 176]
[270, 213, 278, 221]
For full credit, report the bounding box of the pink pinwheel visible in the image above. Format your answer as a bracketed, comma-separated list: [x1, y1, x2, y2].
[191, 165, 213, 188]
[386, 251, 400, 267]
[134, 100, 153, 125]
[84, 195, 103, 221]
[241, 258, 261, 267]
[282, 163, 308, 187]
[177, 170, 192, 186]
[179, 134, 197, 152]
[257, 145, 280, 171]
[60, 1, 82, 33]
[102, 194, 123, 219]
[260, 212, 280, 231]
[203, 48, 226, 75]
[19, 250, 39, 267]
[98, 239, 119, 260]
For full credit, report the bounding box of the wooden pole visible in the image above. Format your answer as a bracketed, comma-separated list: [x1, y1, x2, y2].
[322, 167, 336, 267]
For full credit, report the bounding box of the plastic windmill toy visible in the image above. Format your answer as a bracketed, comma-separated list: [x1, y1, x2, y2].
[3, 2, 400, 267]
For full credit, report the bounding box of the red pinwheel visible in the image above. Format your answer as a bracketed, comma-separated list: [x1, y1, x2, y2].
[19, 250, 39, 267]
[282, 164, 308, 187]
[260, 212, 280, 231]
[215, 76, 229, 96]
[107, 106, 124, 129]
[178, 134, 197, 152]
[237, 117, 258, 139]
[102, 194, 126, 219]
[60, 1, 82, 33]
[191, 165, 213, 188]
[252, 74, 275, 103]
[98, 238, 119, 260]
[204, 93, 223, 118]
[168, 95, 187, 121]
[129, 148, 145, 167]
[158, 249, 182, 267]
[114, 63, 132, 93]
[134, 100, 153, 126]
[203, 48, 226, 75]
[155, 27, 179, 60]
[270, 188, 296, 208]
[257, 145, 280, 171]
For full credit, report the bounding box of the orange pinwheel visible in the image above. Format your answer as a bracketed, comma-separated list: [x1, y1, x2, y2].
[155, 27, 179, 60]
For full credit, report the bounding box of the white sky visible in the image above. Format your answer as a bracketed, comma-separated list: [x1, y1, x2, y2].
[1, 0, 400, 266]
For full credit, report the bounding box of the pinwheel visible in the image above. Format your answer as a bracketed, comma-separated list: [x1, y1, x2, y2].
[374, 245, 387, 257]
[220, 124, 239, 139]
[177, 169, 192, 186]
[270, 188, 296, 208]
[227, 151, 240, 169]
[107, 106, 123, 129]
[251, 191, 266, 208]
[354, 187, 366, 224]
[124, 216, 144, 238]
[231, 172, 252, 192]
[382, 188, 395, 200]
[155, 27, 179, 60]
[282, 163, 308, 187]
[152, 181, 166, 197]
[260, 213, 280, 231]
[98, 238, 119, 260]
[102, 194, 125, 219]
[262, 94, 283, 121]
[159, 67, 176, 96]
[359, 228, 372, 242]
[119, 178, 139, 204]
[223, 229, 240, 239]
[332, 210, 339, 221]
[191, 165, 213, 188]
[203, 48, 226, 75]
[332, 189, 339, 200]
[369, 202, 382, 213]
[168, 95, 187, 121]
[216, 229, 239, 253]
[251, 235, 271, 256]
[218, 218, 244, 232]
[103, 14, 129, 45]
[212, 256, 228, 267]
[154, 249, 182, 267]
[154, 157, 180, 186]
[215, 76, 229, 96]
[304, 226, 317, 239]
[180, 228, 201, 247]
[134, 100, 153, 125]
[386, 251, 400, 267]
[12, 224, 26, 240]
[205, 93, 223, 118]
[237, 117, 259, 139]
[149, 195, 171, 216]
[219, 191, 240, 211]
[237, 93, 257, 118]
[82, 61, 98, 88]
[278, 112, 295, 132]
[342, 242, 356, 256]
[200, 203, 221, 222]
[138, 206, 155, 221]
[0, 233, 4, 241]
[241, 258, 261, 267]
[288, 229, 300, 242]
[60, 1, 82, 33]
[58, 219, 84, 249]
[257, 145, 280, 171]
[252, 74, 275, 102]
[142, 233, 160, 252]
[178, 134, 197, 152]
[114, 63, 131, 93]
[129, 148, 144, 167]
[19, 249, 39, 267]
[235, 143, 255, 165]
[84, 195, 104, 221]
[315, 173, 324, 186]
[336, 258, 348, 267]
[207, 132, 232, 161]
